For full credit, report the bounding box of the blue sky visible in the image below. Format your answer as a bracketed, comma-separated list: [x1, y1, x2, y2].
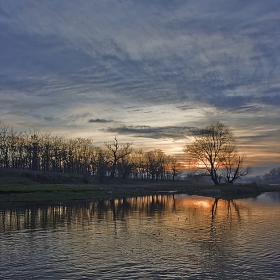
[0, 0, 279, 172]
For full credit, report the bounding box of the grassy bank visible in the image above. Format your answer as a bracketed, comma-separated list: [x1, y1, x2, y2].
[1, 169, 279, 204]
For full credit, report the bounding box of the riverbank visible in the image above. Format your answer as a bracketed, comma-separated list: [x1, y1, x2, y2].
[1, 181, 280, 205]
[1, 169, 280, 204]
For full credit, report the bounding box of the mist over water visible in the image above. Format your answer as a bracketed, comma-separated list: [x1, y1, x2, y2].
[1, 193, 280, 279]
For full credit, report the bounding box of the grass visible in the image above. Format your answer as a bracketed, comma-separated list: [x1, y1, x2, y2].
[0, 184, 129, 204]
[0, 181, 204, 204]
[1, 168, 279, 204]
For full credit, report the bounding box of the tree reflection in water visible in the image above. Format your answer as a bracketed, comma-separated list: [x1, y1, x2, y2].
[1, 194, 279, 279]
[264, 191, 280, 202]
[211, 198, 242, 222]
[0, 195, 250, 234]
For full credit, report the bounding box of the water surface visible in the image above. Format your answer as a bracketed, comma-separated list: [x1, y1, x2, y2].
[1, 192, 280, 279]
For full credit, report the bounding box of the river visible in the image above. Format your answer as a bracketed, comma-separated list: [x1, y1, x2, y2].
[1, 192, 280, 279]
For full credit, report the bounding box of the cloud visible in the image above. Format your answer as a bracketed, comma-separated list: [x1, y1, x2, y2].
[0, 0, 279, 167]
[1, 0, 280, 111]
[260, 95, 280, 106]
[89, 118, 114, 123]
[103, 125, 193, 140]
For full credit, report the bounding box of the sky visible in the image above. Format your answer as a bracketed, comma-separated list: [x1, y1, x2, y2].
[0, 0, 279, 174]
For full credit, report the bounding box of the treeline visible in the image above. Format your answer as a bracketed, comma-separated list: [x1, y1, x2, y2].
[0, 123, 181, 182]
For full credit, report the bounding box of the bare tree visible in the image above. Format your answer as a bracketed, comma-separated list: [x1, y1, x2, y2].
[105, 136, 133, 178]
[184, 121, 249, 185]
[95, 147, 110, 183]
[219, 145, 251, 183]
[145, 149, 166, 181]
[0, 122, 11, 168]
[117, 154, 134, 179]
[168, 156, 182, 181]
[1, 121, 191, 183]
[131, 149, 146, 179]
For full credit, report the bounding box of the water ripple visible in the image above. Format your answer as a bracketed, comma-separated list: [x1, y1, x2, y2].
[1, 193, 280, 279]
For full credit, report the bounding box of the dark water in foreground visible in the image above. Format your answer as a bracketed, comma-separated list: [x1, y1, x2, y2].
[1, 193, 280, 279]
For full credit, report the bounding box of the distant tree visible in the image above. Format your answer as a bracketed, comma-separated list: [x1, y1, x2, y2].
[184, 121, 250, 185]
[0, 123, 11, 168]
[131, 149, 146, 179]
[95, 147, 110, 183]
[30, 131, 40, 171]
[168, 156, 182, 180]
[117, 154, 134, 179]
[1, 121, 193, 183]
[186, 170, 209, 182]
[145, 149, 166, 181]
[105, 136, 133, 178]
[262, 167, 280, 184]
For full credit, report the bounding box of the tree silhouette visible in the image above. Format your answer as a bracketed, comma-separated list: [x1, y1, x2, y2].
[0, 121, 185, 182]
[105, 136, 132, 178]
[184, 121, 250, 185]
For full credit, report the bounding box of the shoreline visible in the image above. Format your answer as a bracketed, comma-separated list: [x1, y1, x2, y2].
[1, 181, 280, 206]
[1, 168, 279, 206]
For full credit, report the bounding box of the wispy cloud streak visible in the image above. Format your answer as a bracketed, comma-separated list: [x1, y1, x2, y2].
[0, 0, 279, 168]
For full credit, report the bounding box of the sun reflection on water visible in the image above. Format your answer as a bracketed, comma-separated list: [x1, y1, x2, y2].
[1, 193, 280, 279]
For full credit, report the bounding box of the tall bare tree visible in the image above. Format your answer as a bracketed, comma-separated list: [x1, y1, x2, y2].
[105, 136, 132, 178]
[184, 121, 249, 185]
